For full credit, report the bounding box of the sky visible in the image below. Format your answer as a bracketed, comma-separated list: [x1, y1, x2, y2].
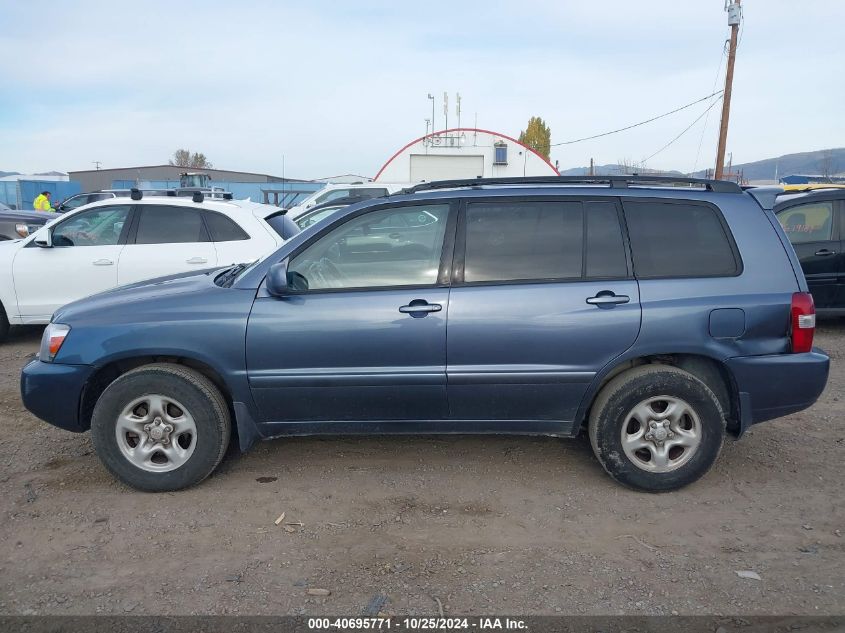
[1, 0, 843, 179]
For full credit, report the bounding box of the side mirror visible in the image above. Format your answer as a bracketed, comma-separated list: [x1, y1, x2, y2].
[266, 261, 289, 297]
[33, 228, 53, 248]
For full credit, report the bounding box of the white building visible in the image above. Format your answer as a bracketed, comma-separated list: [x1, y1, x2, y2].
[374, 128, 558, 183]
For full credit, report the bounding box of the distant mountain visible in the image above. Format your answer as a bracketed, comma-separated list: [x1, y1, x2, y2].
[558, 148, 845, 182]
[0, 171, 20, 178]
[34, 171, 67, 177]
[691, 148, 845, 181]
[559, 164, 684, 177]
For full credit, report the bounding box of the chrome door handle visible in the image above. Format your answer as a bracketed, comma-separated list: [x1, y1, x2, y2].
[399, 301, 442, 314]
[586, 292, 630, 306]
[186, 257, 208, 264]
[92, 259, 113, 266]
[815, 249, 836, 256]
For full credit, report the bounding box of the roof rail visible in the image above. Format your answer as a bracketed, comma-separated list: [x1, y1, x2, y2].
[400, 175, 743, 195]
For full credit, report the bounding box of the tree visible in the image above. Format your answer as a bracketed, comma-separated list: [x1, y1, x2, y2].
[518, 117, 551, 160]
[169, 149, 213, 169]
[818, 150, 837, 181]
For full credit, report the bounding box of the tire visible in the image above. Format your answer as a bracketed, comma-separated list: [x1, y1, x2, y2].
[91, 363, 231, 492]
[0, 303, 9, 343]
[588, 364, 725, 492]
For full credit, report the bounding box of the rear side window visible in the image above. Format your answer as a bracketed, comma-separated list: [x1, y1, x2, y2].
[204, 212, 249, 241]
[463, 200, 628, 283]
[777, 202, 834, 243]
[465, 201, 582, 282]
[135, 205, 208, 244]
[624, 200, 739, 278]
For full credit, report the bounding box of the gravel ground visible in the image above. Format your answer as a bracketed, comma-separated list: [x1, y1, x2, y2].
[0, 323, 843, 616]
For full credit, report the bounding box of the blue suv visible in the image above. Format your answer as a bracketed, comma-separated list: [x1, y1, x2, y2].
[20, 177, 830, 492]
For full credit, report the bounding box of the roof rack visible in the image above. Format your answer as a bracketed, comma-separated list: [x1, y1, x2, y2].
[126, 187, 233, 202]
[400, 175, 743, 195]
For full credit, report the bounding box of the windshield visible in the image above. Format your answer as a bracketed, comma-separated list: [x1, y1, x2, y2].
[312, 187, 388, 206]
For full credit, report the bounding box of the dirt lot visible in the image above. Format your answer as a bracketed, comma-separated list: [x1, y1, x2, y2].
[0, 323, 843, 617]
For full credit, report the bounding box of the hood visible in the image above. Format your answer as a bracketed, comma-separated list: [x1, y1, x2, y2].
[0, 209, 53, 223]
[54, 267, 224, 323]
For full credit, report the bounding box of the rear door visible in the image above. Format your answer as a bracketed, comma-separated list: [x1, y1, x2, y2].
[777, 199, 840, 309]
[446, 198, 641, 427]
[117, 204, 218, 285]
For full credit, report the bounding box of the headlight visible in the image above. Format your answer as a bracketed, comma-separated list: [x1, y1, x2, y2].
[15, 223, 29, 237]
[40, 323, 71, 362]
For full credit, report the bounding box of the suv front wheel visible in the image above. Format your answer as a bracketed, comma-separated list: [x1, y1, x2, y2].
[91, 363, 231, 492]
[588, 364, 725, 492]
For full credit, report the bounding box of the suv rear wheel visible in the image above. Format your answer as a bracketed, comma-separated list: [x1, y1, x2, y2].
[91, 363, 230, 492]
[0, 304, 8, 343]
[588, 364, 725, 492]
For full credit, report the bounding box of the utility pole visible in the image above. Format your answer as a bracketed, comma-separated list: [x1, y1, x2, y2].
[715, 0, 741, 180]
[589, 157, 595, 177]
[92, 160, 102, 170]
[443, 92, 449, 132]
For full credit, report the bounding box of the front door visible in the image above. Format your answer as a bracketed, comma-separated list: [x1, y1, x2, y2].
[446, 198, 641, 426]
[12, 204, 131, 320]
[246, 202, 455, 424]
[777, 199, 841, 309]
[117, 204, 218, 285]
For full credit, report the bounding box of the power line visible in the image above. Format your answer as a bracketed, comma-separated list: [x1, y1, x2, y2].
[692, 41, 729, 174]
[550, 90, 724, 147]
[641, 95, 723, 164]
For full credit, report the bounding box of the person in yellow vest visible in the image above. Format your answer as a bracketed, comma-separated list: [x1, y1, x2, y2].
[33, 191, 54, 212]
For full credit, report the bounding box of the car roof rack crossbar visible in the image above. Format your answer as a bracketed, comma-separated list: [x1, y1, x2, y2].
[401, 175, 743, 194]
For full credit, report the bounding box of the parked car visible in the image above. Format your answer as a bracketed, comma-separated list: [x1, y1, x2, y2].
[284, 182, 409, 218]
[0, 193, 294, 339]
[774, 188, 845, 314]
[0, 205, 52, 240]
[267, 195, 375, 233]
[20, 176, 829, 493]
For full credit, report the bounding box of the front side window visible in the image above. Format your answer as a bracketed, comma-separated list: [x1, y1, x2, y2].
[778, 202, 835, 244]
[61, 194, 91, 211]
[288, 204, 450, 290]
[135, 205, 208, 244]
[624, 200, 739, 278]
[52, 205, 131, 247]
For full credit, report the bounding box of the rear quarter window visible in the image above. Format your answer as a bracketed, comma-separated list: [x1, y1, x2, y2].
[623, 200, 740, 278]
[204, 212, 249, 241]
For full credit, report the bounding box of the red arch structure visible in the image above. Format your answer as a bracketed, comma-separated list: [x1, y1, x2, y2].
[373, 127, 558, 181]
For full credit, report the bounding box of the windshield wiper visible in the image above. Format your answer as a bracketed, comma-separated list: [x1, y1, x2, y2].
[216, 262, 250, 287]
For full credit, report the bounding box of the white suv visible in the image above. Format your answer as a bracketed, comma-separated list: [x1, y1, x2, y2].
[285, 183, 409, 219]
[0, 194, 290, 337]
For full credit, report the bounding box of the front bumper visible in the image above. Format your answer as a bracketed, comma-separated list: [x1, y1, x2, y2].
[727, 348, 830, 436]
[20, 358, 94, 432]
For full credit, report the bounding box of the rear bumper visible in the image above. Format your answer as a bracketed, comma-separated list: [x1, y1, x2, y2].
[20, 359, 94, 432]
[727, 348, 830, 435]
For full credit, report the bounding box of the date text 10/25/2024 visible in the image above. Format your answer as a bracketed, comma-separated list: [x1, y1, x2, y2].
[307, 618, 528, 631]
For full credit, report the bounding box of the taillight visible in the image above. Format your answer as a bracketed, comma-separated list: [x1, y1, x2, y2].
[790, 292, 815, 353]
